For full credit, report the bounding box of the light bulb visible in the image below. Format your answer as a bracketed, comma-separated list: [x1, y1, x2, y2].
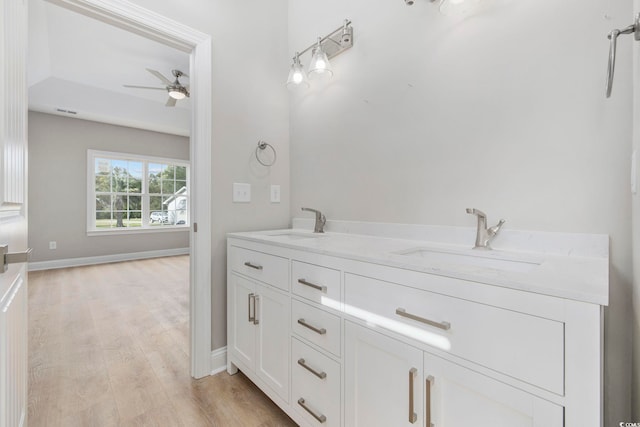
[308, 38, 333, 79]
[286, 53, 310, 90]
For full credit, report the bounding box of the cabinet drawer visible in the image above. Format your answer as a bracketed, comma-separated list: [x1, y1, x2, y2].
[292, 299, 341, 357]
[292, 261, 341, 306]
[292, 338, 340, 426]
[229, 245, 289, 291]
[344, 273, 564, 395]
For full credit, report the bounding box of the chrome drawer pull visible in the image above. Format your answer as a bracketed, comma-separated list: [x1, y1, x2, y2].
[297, 398, 327, 423]
[244, 261, 263, 270]
[248, 293, 255, 323]
[297, 278, 327, 293]
[426, 375, 435, 427]
[297, 358, 327, 379]
[297, 318, 327, 335]
[409, 367, 417, 424]
[396, 308, 451, 331]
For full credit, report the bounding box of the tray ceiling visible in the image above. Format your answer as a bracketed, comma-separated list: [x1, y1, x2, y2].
[28, 0, 191, 136]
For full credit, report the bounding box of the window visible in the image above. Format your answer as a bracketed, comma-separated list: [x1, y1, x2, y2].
[88, 150, 189, 233]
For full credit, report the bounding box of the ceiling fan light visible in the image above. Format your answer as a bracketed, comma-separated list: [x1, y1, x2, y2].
[168, 88, 186, 100]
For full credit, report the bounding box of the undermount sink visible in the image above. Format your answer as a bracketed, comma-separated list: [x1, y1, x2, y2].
[395, 247, 542, 273]
[262, 231, 326, 241]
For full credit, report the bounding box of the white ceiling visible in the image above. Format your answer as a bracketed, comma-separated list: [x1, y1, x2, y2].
[28, 0, 191, 136]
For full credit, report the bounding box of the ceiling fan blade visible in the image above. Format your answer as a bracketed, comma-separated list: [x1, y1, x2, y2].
[166, 97, 177, 107]
[146, 68, 173, 85]
[123, 84, 166, 90]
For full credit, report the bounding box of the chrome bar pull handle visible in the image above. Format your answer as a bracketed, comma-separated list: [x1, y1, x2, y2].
[396, 308, 451, 331]
[606, 28, 620, 98]
[297, 398, 327, 423]
[253, 295, 260, 325]
[1, 246, 32, 273]
[297, 318, 326, 335]
[409, 368, 418, 424]
[248, 293, 255, 323]
[298, 278, 327, 293]
[606, 14, 640, 98]
[427, 375, 435, 427]
[244, 261, 263, 270]
[298, 358, 327, 379]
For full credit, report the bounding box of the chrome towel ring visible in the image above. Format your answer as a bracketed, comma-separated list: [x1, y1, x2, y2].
[255, 140, 277, 167]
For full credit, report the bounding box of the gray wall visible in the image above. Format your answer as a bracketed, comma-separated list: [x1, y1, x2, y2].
[28, 111, 190, 262]
[288, 0, 633, 424]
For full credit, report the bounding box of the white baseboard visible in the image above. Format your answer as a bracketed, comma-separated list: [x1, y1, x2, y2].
[28, 248, 189, 271]
[210, 346, 227, 375]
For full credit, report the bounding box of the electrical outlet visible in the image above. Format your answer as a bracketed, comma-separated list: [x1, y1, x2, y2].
[270, 185, 281, 203]
[49, 241, 57, 250]
[233, 183, 251, 203]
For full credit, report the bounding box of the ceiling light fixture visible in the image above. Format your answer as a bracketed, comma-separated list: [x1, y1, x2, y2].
[404, 0, 481, 15]
[168, 86, 187, 100]
[287, 19, 353, 90]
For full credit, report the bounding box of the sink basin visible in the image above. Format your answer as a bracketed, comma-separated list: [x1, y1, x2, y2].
[262, 231, 326, 241]
[395, 247, 542, 273]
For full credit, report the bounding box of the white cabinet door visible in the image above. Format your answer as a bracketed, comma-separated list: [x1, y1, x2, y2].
[345, 322, 424, 427]
[424, 352, 563, 427]
[255, 283, 290, 402]
[229, 274, 257, 369]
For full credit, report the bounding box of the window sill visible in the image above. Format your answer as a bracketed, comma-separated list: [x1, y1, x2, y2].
[87, 226, 189, 237]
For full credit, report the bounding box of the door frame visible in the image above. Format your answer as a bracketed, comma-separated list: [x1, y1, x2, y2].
[44, 0, 213, 378]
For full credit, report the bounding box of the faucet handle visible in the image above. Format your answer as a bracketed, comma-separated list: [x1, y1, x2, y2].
[488, 219, 506, 237]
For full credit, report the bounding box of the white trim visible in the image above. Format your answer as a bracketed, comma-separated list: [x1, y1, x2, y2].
[87, 226, 189, 237]
[27, 247, 189, 271]
[210, 347, 228, 375]
[42, 0, 212, 379]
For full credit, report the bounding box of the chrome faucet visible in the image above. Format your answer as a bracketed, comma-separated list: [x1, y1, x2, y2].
[301, 207, 326, 233]
[466, 208, 505, 250]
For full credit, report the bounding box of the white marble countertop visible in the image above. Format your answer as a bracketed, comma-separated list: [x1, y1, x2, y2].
[228, 219, 609, 306]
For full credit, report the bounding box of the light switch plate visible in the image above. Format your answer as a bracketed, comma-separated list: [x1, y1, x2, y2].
[270, 185, 281, 203]
[233, 183, 251, 203]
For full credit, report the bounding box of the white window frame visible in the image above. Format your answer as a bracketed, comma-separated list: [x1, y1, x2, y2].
[87, 149, 190, 235]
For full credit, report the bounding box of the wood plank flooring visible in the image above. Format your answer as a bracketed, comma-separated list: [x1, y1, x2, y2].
[27, 256, 297, 427]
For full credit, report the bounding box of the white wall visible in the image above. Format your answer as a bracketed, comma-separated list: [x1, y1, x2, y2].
[125, 0, 291, 349]
[28, 111, 190, 262]
[289, 0, 633, 424]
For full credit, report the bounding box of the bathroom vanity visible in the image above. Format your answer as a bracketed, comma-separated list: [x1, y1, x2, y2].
[226, 219, 608, 427]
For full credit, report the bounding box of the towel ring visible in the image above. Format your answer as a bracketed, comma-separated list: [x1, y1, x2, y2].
[255, 141, 277, 167]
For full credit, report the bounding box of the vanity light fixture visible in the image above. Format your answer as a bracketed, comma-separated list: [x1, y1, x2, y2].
[287, 19, 353, 90]
[308, 37, 333, 79]
[286, 52, 310, 89]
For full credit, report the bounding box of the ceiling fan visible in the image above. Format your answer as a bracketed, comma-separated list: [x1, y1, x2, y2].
[123, 68, 190, 107]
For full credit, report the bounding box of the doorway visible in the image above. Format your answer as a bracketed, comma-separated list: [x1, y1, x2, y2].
[41, 0, 212, 378]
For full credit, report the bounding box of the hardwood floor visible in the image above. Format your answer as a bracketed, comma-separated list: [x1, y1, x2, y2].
[27, 256, 297, 427]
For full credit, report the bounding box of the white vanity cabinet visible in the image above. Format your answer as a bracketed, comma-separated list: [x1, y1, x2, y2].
[227, 224, 608, 427]
[345, 321, 563, 427]
[227, 246, 290, 404]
